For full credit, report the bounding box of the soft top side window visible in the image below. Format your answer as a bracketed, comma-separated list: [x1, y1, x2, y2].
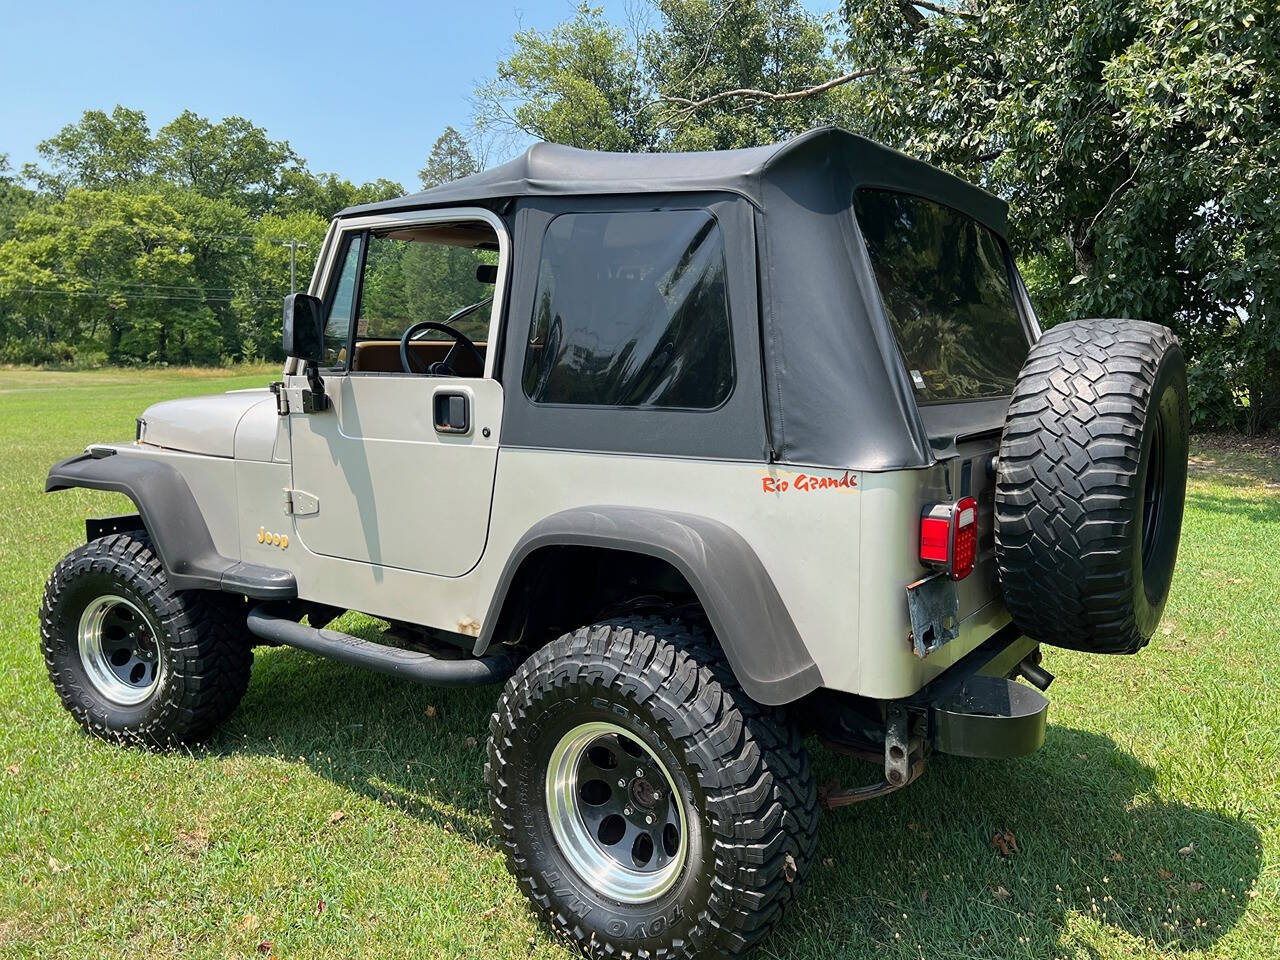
[522, 209, 734, 410]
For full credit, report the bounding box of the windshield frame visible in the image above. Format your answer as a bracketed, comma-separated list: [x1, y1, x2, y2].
[299, 206, 510, 380]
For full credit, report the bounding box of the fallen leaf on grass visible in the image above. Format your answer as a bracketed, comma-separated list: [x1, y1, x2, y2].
[992, 829, 1019, 857]
[5, 764, 18, 776]
[239, 914, 259, 932]
[783, 852, 797, 882]
[1189, 882, 1204, 892]
[316, 897, 326, 916]
[482, 906, 499, 919]
[47, 856, 70, 874]
[425, 705, 437, 718]
[464, 736, 478, 749]
[256, 940, 272, 955]
[920, 889, 929, 904]
[822, 858, 834, 869]
[1179, 843, 1195, 857]
[327, 810, 345, 825]
[993, 885, 1011, 901]
[1109, 852, 1125, 862]
[1157, 868, 1174, 881]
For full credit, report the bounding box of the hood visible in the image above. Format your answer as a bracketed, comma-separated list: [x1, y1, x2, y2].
[137, 389, 274, 458]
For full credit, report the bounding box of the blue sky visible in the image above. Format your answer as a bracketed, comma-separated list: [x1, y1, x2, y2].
[0, 0, 634, 189]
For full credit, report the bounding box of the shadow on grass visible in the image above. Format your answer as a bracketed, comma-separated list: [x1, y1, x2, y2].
[1185, 491, 1280, 525]
[218, 648, 1262, 959]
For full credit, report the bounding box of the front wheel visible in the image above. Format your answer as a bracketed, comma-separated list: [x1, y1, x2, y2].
[40, 532, 252, 744]
[486, 618, 818, 959]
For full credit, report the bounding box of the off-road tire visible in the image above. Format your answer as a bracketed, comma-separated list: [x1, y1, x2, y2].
[995, 318, 1189, 653]
[486, 617, 819, 959]
[40, 532, 252, 743]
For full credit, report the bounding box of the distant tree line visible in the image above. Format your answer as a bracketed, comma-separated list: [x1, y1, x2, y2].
[1, 0, 1276, 432]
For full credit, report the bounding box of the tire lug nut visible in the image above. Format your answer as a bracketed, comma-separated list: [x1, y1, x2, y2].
[635, 767, 644, 777]
[645, 814, 655, 825]
[624, 806, 633, 816]
[617, 778, 627, 787]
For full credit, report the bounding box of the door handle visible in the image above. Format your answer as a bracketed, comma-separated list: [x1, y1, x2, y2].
[433, 390, 470, 435]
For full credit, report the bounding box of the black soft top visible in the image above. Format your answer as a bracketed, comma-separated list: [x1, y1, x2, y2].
[340, 126, 1006, 236]
[341, 127, 1020, 471]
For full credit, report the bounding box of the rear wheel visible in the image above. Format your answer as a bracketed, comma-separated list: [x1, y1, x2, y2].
[40, 532, 252, 744]
[486, 617, 818, 959]
[995, 318, 1189, 653]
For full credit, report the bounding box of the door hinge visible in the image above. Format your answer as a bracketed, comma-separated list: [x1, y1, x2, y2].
[269, 381, 288, 416]
[283, 488, 319, 516]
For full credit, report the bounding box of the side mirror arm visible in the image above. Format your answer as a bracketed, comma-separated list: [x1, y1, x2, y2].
[302, 361, 329, 413]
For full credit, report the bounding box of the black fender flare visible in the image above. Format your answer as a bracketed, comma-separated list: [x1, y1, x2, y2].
[475, 506, 823, 705]
[46, 451, 295, 599]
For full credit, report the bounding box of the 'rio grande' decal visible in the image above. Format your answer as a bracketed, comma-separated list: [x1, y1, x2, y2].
[761, 469, 858, 494]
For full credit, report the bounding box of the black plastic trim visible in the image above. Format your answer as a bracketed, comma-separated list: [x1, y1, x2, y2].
[46, 452, 296, 600]
[474, 505, 822, 705]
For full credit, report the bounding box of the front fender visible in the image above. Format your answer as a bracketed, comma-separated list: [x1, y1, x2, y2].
[477, 506, 823, 705]
[46, 451, 295, 599]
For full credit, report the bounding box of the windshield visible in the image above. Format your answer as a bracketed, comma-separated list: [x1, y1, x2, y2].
[855, 189, 1029, 402]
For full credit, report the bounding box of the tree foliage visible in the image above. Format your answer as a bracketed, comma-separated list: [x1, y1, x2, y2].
[472, 0, 1280, 432]
[0, 108, 406, 365]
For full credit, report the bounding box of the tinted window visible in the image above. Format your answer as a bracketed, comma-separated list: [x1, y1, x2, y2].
[522, 210, 733, 408]
[322, 233, 362, 367]
[855, 189, 1028, 401]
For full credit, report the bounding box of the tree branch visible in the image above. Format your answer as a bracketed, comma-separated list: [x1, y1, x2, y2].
[909, 0, 977, 19]
[658, 65, 916, 113]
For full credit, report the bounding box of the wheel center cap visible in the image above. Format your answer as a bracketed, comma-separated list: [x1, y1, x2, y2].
[629, 777, 660, 809]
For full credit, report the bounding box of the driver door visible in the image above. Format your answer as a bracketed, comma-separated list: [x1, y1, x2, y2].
[286, 212, 506, 578]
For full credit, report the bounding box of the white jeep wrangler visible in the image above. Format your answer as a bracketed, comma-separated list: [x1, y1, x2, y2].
[41, 127, 1188, 959]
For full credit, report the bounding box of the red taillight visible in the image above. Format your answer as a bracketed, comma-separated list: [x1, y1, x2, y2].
[919, 496, 979, 581]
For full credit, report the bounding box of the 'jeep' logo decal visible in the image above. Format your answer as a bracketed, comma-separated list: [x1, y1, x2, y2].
[761, 470, 858, 494]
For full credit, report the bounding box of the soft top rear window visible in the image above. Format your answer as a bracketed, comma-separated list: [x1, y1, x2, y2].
[855, 189, 1029, 402]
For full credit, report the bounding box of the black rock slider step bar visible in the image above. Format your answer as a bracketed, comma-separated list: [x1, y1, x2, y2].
[246, 605, 515, 687]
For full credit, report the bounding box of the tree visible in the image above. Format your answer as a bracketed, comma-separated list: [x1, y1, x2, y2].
[277, 169, 405, 218]
[646, 0, 838, 150]
[29, 106, 156, 194]
[236, 211, 330, 360]
[827, 0, 1280, 431]
[0, 190, 217, 364]
[154, 111, 301, 216]
[0, 154, 37, 238]
[419, 126, 479, 188]
[475, 4, 656, 151]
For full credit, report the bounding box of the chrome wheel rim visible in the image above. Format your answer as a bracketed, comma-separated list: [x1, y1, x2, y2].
[77, 595, 163, 706]
[545, 721, 689, 904]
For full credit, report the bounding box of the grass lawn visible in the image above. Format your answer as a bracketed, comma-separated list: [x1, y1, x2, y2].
[0, 367, 1276, 959]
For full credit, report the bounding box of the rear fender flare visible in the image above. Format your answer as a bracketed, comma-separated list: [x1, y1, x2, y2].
[476, 506, 822, 705]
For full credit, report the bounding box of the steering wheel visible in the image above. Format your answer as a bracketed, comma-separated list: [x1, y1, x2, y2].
[399, 320, 485, 377]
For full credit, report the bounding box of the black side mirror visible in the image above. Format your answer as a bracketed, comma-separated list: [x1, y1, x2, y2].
[282, 293, 325, 364]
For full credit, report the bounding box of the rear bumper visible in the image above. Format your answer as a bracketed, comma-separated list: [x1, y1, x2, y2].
[911, 624, 1048, 759]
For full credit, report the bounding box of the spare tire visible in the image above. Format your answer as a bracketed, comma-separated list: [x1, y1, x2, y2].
[994, 318, 1189, 654]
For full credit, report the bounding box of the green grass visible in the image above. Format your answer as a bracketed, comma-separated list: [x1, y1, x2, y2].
[0, 367, 1276, 959]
